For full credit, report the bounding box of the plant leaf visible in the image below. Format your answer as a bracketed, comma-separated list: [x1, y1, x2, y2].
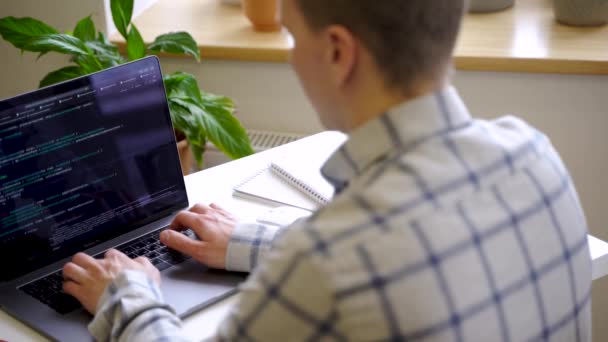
[168, 101, 207, 166]
[164, 71, 253, 163]
[198, 93, 254, 159]
[148, 32, 200, 61]
[39, 65, 83, 88]
[169, 102, 193, 138]
[127, 25, 146, 61]
[170, 96, 254, 162]
[191, 142, 206, 167]
[86, 41, 126, 67]
[168, 102, 198, 141]
[111, 0, 134, 40]
[73, 16, 96, 41]
[163, 72, 203, 104]
[97, 31, 110, 44]
[74, 54, 104, 74]
[0, 17, 58, 50]
[24, 33, 89, 55]
[86, 41, 120, 55]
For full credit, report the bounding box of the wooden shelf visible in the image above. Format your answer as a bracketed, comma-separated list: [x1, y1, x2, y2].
[111, 0, 608, 75]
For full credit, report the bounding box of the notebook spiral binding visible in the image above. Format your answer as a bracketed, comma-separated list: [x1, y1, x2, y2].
[269, 163, 330, 205]
[233, 166, 269, 190]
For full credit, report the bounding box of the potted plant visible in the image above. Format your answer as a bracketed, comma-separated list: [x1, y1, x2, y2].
[0, 0, 254, 174]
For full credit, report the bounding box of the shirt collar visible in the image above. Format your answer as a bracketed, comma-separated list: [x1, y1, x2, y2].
[321, 86, 473, 192]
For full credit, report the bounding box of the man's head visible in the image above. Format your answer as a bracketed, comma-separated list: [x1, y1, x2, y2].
[281, 0, 465, 130]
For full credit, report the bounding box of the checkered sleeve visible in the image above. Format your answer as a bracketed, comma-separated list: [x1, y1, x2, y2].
[207, 227, 341, 342]
[225, 221, 284, 272]
[88, 270, 190, 342]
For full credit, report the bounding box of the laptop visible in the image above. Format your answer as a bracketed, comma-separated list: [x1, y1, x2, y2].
[0, 56, 244, 341]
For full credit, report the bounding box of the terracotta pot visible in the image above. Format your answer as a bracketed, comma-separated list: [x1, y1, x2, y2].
[176, 139, 193, 176]
[242, 0, 281, 32]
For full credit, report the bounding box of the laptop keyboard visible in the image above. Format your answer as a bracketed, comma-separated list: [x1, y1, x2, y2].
[20, 272, 82, 315]
[20, 228, 195, 315]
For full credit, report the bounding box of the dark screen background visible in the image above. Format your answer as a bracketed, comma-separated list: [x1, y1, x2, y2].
[0, 57, 188, 281]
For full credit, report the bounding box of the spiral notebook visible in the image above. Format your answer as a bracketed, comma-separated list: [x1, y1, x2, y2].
[233, 159, 334, 211]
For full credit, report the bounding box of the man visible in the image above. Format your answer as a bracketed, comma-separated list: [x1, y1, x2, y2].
[62, 0, 593, 340]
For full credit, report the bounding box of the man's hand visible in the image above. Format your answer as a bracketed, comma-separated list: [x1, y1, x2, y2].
[160, 203, 237, 269]
[62, 249, 160, 314]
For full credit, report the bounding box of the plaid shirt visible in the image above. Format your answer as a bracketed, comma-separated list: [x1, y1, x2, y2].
[89, 87, 592, 341]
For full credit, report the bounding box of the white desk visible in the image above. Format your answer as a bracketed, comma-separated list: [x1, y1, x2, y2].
[2, 131, 608, 341]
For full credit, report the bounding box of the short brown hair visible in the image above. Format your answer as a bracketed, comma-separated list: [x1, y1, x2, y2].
[294, 0, 465, 92]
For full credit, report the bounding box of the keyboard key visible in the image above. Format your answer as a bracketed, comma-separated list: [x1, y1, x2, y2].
[155, 261, 172, 271]
[147, 251, 160, 259]
[47, 292, 81, 314]
[133, 249, 146, 257]
[162, 253, 189, 265]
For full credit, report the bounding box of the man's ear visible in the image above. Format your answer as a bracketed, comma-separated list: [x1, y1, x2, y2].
[324, 25, 358, 88]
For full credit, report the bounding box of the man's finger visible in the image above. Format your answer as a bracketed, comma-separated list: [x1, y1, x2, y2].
[105, 248, 130, 261]
[169, 210, 199, 230]
[63, 262, 88, 284]
[169, 211, 212, 240]
[209, 203, 235, 219]
[160, 230, 207, 263]
[72, 252, 99, 270]
[209, 203, 232, 216]
[189, 203, 211, 215]
[63, 280, 81, 298]
[134, 256, 151, 266]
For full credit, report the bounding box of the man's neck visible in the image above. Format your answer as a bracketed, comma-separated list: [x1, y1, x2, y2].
[343, 78, 447, 132]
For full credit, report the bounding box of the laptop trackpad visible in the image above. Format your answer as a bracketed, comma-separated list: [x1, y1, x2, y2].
[160, 259, 245, 317]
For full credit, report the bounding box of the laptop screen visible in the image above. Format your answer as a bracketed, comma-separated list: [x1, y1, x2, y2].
[0, 57, 188, 282]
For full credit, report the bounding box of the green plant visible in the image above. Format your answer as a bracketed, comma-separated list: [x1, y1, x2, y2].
[0, 0, 254, 167]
